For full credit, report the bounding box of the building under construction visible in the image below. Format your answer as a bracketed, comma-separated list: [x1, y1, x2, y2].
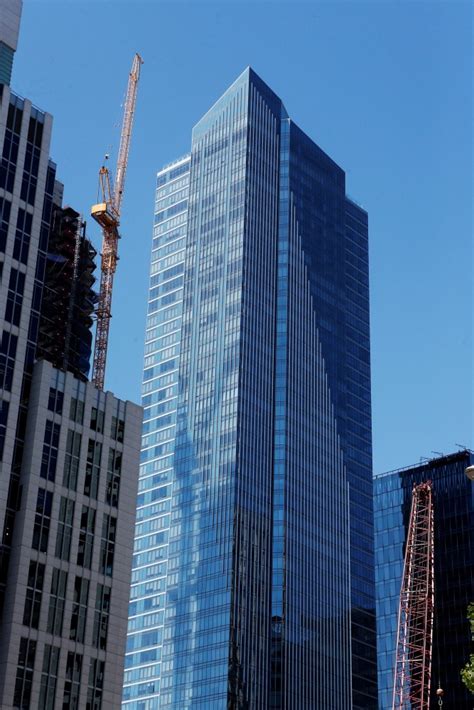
[375, 450, 474, 708]
[37, 205, 97, 381]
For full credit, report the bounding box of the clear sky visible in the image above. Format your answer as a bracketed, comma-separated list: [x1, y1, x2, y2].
[15, 0, 472, 474]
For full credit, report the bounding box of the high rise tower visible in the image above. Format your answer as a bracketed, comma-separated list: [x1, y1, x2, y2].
[125, 68, 377, 709]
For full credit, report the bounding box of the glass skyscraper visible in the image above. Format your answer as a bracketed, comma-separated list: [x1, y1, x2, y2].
[125, 67, 377, 709]
[375, 450, 474, 709]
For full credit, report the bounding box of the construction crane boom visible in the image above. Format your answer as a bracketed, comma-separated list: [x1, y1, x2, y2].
[91, 53, 143, 390]
[392, 481, 435, 710]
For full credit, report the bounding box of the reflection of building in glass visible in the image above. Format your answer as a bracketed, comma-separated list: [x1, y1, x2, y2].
[375, 449, 474, 709]
[125, 67, 377, 709]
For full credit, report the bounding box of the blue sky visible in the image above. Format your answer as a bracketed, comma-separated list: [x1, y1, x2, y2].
[16, 0, 472, 473]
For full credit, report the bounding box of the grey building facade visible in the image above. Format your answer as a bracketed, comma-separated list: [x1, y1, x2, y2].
[0, 360, 141, 709]
[0, 6, 142, 708]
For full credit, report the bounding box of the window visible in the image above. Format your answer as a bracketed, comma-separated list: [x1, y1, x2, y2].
[77, 506, 95, 569]
[111, 415, 125, 443]
[27, 115, 43, 148]
[90, 407, 104, 434]
[0, 197, 12, 253]
[106, 449, 122, 507]
[69, 397, 84, 425]
[0, 330, 18, 391]
[47, 387, 64, 414]
[63, 652, 82, 710]
[20, 140, 39, 206]
[55, 497, 75, 561]
[84, 440, 102, 499]
[13, 208, 33, 264]
[47, 568, 68, 635]
[100, 514, 117, 576]
[0, 400, 9, 460]
[13, 638, 36, 709]
[7, 101, 23, 134]
[93, 584, 111, 650]
[0, 129, 19, 195]
[86, 659, 105, 710]
[22, 560, 45, 629]
[39, 644, 60, 710]
[70, 576, 89, 643]
[63, 430, 81, 491]
[5, 267, 25, 326]
[32, 488, 53, 552]
[40, 420, 60, 481]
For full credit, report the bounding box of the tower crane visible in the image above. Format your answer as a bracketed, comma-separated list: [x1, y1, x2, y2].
[392, 481, 435, 710]
[91, 53, 143, 390]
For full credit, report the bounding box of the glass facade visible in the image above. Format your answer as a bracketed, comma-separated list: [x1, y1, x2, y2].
[375, 450, 474, 709]
[125, 67, 377, 709]
[123, 156, 189, 708]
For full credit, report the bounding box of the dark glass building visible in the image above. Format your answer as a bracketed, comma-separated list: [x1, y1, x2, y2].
[375, 449, 474, 709]
[125, 67, 377, 709]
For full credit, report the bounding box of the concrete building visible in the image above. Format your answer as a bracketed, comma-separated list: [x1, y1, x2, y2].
[0, 359, 141, 708]
[0, 3, 142, 707]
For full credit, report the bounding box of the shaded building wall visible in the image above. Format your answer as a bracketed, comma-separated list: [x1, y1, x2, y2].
[0, 85, 56, 615]
[375, 450, 474, 709]
[287, 120, 376, 709]
[0, 87, 97, 616]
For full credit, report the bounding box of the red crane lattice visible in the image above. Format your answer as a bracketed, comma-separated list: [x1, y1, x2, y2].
[392, 481, 435, 710]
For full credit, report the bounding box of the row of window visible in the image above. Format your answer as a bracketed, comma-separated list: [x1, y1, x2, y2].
[32, 487, 117, 575]
[14, 637, 104, 710]
[48, 388, 125, 443]
[39, 414, 123, 505]
[23, 559, 111, 647]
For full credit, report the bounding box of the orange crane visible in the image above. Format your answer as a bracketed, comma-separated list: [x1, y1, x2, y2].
[91, 52, 143, 390]
[392, 481, 435, 710]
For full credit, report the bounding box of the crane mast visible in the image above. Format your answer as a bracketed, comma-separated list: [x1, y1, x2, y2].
[91, 53, 143, 390]
[392, 481, 435, 710]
